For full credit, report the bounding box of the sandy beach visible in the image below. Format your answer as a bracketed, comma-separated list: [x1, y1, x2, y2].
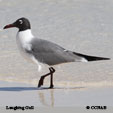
[0, 0, 113, 109]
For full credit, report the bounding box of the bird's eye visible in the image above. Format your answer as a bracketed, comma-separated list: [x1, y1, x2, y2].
[19, 20, 23, 24]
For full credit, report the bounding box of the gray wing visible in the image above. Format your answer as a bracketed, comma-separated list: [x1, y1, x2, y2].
[28, 38, 83, 65]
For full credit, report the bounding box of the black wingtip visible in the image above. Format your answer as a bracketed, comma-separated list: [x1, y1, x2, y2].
[92, 57, 110, 61]
[73, 52, 110, 62]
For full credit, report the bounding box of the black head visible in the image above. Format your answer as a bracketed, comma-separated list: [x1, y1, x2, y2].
[4, 17, 31, 31]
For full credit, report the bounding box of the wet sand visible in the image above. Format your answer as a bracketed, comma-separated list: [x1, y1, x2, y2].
[0, 81, 113, 107]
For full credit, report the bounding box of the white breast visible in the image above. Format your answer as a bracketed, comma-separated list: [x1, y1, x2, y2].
[16, 29, 33, 57]
[16, 29, 42, 71]
[16, 29, 33, 47]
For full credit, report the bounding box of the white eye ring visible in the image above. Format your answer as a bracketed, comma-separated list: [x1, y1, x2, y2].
[19, 20, 23, 24]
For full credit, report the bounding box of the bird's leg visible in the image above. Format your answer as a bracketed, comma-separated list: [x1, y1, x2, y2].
[38, 72, 51, 88]
[49, 67, 55, 88]
[38, 67, 55, 88]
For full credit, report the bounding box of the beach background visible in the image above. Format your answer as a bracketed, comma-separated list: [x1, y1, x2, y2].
[0, 0, 113, 107]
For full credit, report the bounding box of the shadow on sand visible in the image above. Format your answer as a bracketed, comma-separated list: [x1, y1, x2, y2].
[0, 86, 85, 91]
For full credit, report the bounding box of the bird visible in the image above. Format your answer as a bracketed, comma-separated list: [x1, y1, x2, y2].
[3, 17, 110, 88]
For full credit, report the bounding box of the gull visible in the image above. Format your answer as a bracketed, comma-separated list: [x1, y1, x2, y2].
[4, 17, 110, 88]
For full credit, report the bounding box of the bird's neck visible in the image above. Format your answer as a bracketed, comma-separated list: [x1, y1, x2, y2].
[17, 29, 34, 43]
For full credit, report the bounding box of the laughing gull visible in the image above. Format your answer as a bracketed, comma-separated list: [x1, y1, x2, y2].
[4, 17, 110, 88]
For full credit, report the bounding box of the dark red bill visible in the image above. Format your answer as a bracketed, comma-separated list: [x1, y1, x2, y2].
[3, 24, 15, 29]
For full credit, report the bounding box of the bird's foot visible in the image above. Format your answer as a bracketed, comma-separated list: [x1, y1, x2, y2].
[49, 84, 54, 89]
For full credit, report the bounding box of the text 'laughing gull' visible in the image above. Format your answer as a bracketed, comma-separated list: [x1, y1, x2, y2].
[4, 17, 110, 88]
